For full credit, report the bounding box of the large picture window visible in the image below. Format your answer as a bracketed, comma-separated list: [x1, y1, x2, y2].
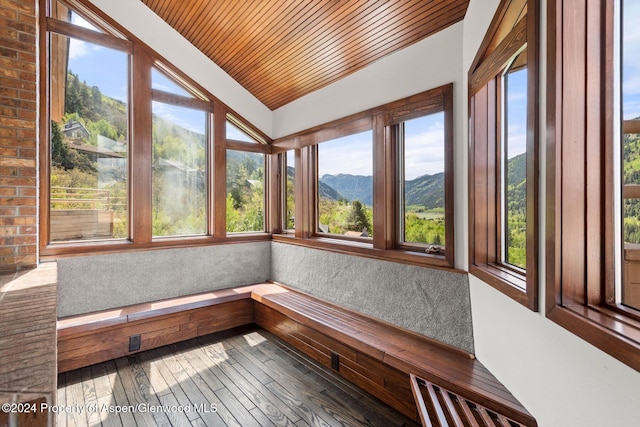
[547, 0, 640, 371]
[272, 85, 455, 268]
[48, 32, 129, 242]
[41, 0, 270, 257]
[468, 0, 538, 310]
[317, 130, 373, 240]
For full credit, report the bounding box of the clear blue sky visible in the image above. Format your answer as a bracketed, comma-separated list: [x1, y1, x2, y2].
[624, 0, 640, 120]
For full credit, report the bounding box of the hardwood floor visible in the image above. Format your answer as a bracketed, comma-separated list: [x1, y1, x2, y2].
[57, 326, 419, 427]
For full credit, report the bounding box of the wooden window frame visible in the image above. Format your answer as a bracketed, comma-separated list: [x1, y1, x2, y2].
[272, 84, 456, 270]
[546, 0, 640, 371]
[468, 0, 539, 311]
[39, 0, 271, 260]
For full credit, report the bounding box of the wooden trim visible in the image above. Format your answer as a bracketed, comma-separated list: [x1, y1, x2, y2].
[298, 117, 372, 147]
[469, 17, 527, 95]
[151, 89, 212, 111]
[46, 17, 133, 53]
[546, 0, 640, 371]
[130, 45, 153, 243]
[623, 120, 640, 134]
[213, 101, 228, 238]
[226, 139, 271, 154]
[468, 0, 538, 311]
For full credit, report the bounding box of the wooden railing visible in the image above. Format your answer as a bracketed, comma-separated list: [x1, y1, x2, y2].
[50, 186, 124, 210]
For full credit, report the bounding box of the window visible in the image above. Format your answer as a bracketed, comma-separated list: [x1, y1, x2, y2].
[272, 85, 454, 268]
[225, 117, 268, 234]
[41, 0, 270, 256]
[151, 102, 206, 237]
[226, 150, 265, 233]
[547, 0, 640, 371]
[621, 0, 640, 312]
[400, 113, 446, 250]
[469, 0, 538, 310]
[317, 130, 373, 240]
[284, 150, 295, 231]
[48, 30, 129, 243]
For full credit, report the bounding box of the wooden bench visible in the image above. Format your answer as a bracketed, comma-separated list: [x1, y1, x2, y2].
[410, 374, 528, 427]
[57, 281, 537, 426]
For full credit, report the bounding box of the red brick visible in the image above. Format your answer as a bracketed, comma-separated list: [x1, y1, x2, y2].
[18, 167, 35, 177]
[0, 177, 36, 186]
[0, 247, 14, 256]
[0, 226, 17, 235]
[0, 76, 34, 91]
[18, 245, 36, 255]
[0, 0, 34, 14]
[18, 148, 35, 158]
[18, 32, 34, 45]
[0, 167, 18, 176]
[19, 225, 35, 234]
[0, 196, 36, 206]
[18, 206, 35, 216]
[0, 187, 15, 196]
[0, 207, 17, 216]
[11, 235, 36, 245]
[17, 187, 35, 197]
[0, 157, 35, 167]
[17, 109, 35, 120]
[0, 147, 17, 156]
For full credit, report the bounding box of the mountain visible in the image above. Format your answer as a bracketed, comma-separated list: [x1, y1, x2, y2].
[320, 174, 373, 205]
[404, 173, 444, 209]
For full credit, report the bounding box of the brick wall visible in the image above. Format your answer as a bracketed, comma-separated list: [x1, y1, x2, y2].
[0, 0, 38, 272]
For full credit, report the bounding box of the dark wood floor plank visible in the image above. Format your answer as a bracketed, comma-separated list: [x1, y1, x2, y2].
[56, 373, 68, 427]
[143, 348, 201, 422]
[233, 362, 302, 424]
[215, 386, 262, 427]
[64, 368, 88, 427]
[80, 366, 101, 426]
[113, 356, 162, 427]
[57, 326, 418, 427]
[157, 392, 193, 427]
[105, 359, 136, 427]
[152, 345, 227, 426]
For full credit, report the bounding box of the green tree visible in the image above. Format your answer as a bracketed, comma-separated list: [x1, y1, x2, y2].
[346, 200, 371, 233]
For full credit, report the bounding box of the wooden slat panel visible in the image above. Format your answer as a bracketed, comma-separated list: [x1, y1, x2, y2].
[140, 0, 470, 109]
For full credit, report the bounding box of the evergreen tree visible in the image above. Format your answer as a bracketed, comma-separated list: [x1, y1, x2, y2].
[346, 200, 371, 232]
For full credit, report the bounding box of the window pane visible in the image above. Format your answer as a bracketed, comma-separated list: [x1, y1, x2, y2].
[49, 34, 128, 242]
[503, 62, 528, 270]
[152, 68, 194, 97]
[227, 121, 257, 143]
[50, 1, 101, 32]
[402, 113, 445, 247]
[285, 150, 295, 230]
[317, 131, 373, 238]
[152, 102, 206, 237]
[622, 0, 640, 310]
[623, 0, 640, 121]
[226, 150, 264, 232]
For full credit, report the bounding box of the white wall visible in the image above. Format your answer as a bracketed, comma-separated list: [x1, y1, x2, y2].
[87, 0, 272, 136]
[464, 1, 640, 426]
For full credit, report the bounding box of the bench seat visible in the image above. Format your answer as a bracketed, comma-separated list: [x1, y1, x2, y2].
[57, 281, 537, 426]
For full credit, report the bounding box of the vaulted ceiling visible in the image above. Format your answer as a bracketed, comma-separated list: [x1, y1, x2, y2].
[140, 0, 470, 110]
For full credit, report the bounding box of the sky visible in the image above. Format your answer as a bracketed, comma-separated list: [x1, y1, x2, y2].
[624, 0, 640, 121]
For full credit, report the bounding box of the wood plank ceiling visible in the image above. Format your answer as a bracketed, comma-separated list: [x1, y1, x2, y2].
[140, 0, 470, 110]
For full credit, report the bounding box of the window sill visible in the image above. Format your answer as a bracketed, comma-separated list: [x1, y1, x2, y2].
[40, 233, 271, 260]
[470, 263, 534, 309]
[546, 303, 640, 372]
[272, 234, 460, 272]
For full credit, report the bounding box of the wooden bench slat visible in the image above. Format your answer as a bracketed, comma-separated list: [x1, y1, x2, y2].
[58, 281, 536, 426]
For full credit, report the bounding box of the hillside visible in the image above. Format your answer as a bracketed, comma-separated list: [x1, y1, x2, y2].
[320, 174, 371, 205]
